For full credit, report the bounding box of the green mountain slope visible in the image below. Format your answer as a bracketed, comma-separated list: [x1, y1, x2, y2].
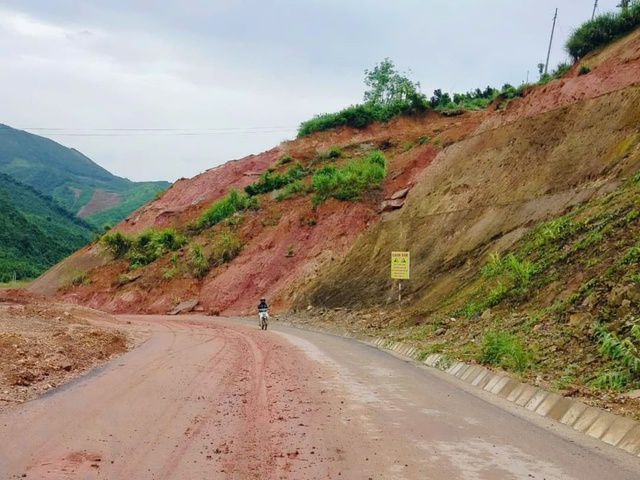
[0, 173, 95, 281]
[0, 124, 170, 227]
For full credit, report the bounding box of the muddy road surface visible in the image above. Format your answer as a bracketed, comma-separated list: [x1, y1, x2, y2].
[1, 315, 639, 479]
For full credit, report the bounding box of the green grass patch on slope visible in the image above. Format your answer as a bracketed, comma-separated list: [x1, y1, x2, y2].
[565, 2, 640, 60]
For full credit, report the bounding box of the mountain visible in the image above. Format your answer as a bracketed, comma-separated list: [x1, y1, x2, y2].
[0, 124, 170, 227]
[0, 173, 94, 282]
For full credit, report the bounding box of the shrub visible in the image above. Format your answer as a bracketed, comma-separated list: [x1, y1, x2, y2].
[297, 98, 429, 137]
[578, 64, 591, 76]
[101, 228, 186, 268]
[591, 323, 640, 390]
[552, 62, 571, 78]
[311, 150, 387, 207]
[189, 243, 209, 278]
[565, 4, 640, 60]
[194, 189, 256, 231]
[211, 231, 243, 266]
[244, 162, 309, 197]
[277, 155, 293, 165]
[101, 231, 132, 259]
[480, 330, 533, 372]
[275, 180, 311, 201]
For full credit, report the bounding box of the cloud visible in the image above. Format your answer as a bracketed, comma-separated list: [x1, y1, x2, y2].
[0, 0, 625, 182]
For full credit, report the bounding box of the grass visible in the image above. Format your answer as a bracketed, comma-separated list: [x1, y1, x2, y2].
[565, 3, 640, 60]
[590, 323, 640, 391]
[101, 228, 187, 269]
[311, 150, 387, 207]
[193, 189, 257, 232]
[189, 243, 209, 278]
[479, 330, 533, 372]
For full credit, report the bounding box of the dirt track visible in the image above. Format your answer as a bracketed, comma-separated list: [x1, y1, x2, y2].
[2, 316, 640, 479]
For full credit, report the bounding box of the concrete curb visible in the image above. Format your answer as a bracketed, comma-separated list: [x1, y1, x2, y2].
[369, 338, 640, 457]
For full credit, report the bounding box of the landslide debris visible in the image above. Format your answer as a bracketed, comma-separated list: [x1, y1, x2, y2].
[0, 289, 129, 412]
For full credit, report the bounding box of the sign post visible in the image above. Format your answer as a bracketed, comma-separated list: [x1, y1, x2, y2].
[390, 251, 410, 303]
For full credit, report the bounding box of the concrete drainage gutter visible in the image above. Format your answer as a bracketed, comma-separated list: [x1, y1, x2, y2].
[369, 337, 640, 457]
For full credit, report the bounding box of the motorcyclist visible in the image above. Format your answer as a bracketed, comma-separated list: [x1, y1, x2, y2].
[257, 297, 268, 312]
[257, 297, 269, 326]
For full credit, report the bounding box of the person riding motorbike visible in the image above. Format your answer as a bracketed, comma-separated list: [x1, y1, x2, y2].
[257, 297, 269, 327]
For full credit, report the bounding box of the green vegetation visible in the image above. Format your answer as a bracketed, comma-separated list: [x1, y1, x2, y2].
[591, 323, 640, 390]
[101, 228, 187, 269]
[0, 173, 94, 281]
[565, 2, 640, 60]
[298, 59, 429, 137]
[193, 189, 257, 232]
[311, 150, 387, 207]
[0, 123, 170, 226]
[211, 231, 243, 266]
[480, 330, 533, 372]
[244, 162, 308, 196]
[84, 183, 169, 229]
[189, 243, 209, 278]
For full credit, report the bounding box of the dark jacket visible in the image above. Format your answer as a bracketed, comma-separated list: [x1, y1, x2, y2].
[257, 300, 268, 312]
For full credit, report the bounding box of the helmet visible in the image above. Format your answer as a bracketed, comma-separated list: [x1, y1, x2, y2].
[260, 297, 265, 301]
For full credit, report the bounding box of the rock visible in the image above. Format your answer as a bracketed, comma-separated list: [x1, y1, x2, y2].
[168, 299, 199, 315]
[481, 309, 492, 321]
[61, 362, 73, 372]
[624, 389, 640, 399]
[434, 328, 446, 336]
[569, 313, 592, 327]
[390, 188, 410, 200]
[581, 294, 598, 309]
[307, 305, 313, 311]
[380, 199, 405, 212]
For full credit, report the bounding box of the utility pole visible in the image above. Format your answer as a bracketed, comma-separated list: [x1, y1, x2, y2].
[592, 0, 598, 20]
[544, 8, 558, 75]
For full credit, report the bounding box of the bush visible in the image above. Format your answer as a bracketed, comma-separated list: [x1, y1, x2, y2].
[591, 323, 640, 390]
[480, 330, 533, 372]
[311, 150, 387, 207]
[565, 4, 640, 60]
[578, 64, 591, 76]
[189, 243, 209, 278]
[297, 98, 429, 138]
[194, 189, 256, 231]
[211, 231, 243, 266]
[101, 228, 186, 268]
[275, 180, 311, 201]
[244, 162, 309, 197]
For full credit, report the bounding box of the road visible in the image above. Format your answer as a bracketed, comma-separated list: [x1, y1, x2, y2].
[1, 315, 639, 479]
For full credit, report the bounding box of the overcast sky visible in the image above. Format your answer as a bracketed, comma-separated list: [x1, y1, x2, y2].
[0, 1, 622, 182]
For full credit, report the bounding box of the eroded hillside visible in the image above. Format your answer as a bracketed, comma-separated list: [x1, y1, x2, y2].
[30, 30, 640, 326]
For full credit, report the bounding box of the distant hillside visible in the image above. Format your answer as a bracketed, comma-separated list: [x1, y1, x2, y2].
[0, 124, 170, 227]
[0, 173, 95, 281]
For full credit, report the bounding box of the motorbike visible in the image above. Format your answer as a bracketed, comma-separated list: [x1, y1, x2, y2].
[258, 309, 269, 330]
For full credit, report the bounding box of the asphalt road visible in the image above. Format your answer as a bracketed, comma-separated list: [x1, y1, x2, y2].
[1, 315, 639, 479]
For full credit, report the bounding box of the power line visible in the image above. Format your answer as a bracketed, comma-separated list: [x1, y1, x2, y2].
[0, 126, 299, 137]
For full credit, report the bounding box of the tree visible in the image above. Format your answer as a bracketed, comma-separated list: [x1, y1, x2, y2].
[363, 58, 424, 106]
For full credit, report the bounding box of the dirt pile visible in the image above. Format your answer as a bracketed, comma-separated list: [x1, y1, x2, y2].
[0, 289, 129, 412]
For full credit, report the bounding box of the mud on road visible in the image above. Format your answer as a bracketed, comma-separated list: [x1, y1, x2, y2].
[0, 314, 371, 479]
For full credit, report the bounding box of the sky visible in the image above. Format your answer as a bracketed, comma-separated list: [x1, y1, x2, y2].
[0, 1, 623, 182]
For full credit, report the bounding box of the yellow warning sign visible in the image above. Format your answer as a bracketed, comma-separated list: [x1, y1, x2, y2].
[390, 251, 410, 279]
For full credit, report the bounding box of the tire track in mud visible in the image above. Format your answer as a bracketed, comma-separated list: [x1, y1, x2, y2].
[1, 317, 350, 479]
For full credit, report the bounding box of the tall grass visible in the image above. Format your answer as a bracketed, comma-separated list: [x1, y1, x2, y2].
[311, 150, 387, 207]
[101, 228, 187, 268]
[194, 189, 256, 232]
[566, 3, 640, 60]
[480, 330, 533, 372]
